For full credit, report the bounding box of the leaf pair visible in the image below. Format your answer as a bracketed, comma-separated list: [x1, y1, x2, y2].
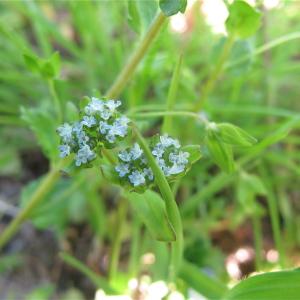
[23, 51, 61, 79]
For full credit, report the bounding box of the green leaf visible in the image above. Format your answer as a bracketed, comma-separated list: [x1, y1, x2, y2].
[224, 269, 300, 300]
[20, 177, 86, 233]
[159, 0, 187, 17]
[23, 53, 41, 73]
[50, 51, 61, 76]
[21, 106, 59, 162]
[127, 0, 158, 34]
[126, 190, 176, 241]
[217, 123, 257, 147]
[240, 172, 267, 196]
[40, 60, 56, 79]
[182, 144, 202, 164]
[226, 1, 261, 39]
[205, 128, 235, 173]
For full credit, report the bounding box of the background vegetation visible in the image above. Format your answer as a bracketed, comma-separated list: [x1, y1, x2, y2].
[0, 0, 300, 299]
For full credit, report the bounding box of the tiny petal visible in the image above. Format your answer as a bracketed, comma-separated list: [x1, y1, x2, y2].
[129, 170, 146, 187]
[167, 164, 185, 175]
[106, 134, 116, 143]
[115, 163, 130, 177]
[99, 121, 111, 134]
[59, 144, 71, 158]
[57, 123, 73, 143]
[105, 100, 121, 112]
[169, 151, 190, 165]
[143, 168, 154, 181]
[75, 144, 95, 166]
[85, 97, 104, 115]
[160, 134, 180, 149]
[130, 143, 143, 160]
[152, 143, 164, 158]
[118, 150, 131, 162]
[81, 116, 96, 127]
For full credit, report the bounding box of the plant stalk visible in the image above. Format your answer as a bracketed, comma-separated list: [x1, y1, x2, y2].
[133, 126, 183, 280]
[108, 197, 128, 282]
[48, 79, 63, 123]
[106, 12, 166, 98]
[194, 34, 235, 112]
[0, 157, 70, 250]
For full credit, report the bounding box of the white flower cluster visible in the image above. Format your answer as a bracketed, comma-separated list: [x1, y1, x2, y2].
[57, 97, 130, 167]
[115, 135, 190, 188]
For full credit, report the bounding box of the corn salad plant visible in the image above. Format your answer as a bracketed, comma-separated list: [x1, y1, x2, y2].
[0, 0, 300, 299]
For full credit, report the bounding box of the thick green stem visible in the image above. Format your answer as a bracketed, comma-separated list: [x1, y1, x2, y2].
[0, 157, 70, 250]
[194, 34, 235, 112]
[48, 79, 62, 123]
[106, 12, 166, 98]
[133, 126, 183, 280]
[108, 197, 128, 282]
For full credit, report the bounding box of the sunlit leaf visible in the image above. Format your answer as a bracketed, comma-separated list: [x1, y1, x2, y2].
[226, 1, 261, 39]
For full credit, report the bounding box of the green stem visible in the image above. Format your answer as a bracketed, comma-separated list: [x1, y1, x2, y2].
[59, 252, 117, 294]
[0, 157, 70, 250]
[133, 126, 183, 280]
[108, 197, 128, 282]
[128, 216, 141, 277]
[106, 12, 166, 98]
[194, 34, 235, 111]
[162, 54, 183, 134]
[179, 260, 228, 299]
[47, 79, 62, 123]
[252, 204, 263, 270]
[259, 166, 286, 267]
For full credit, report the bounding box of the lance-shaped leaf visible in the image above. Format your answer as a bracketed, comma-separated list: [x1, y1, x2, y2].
[126, 190, 176, 242]
[217, 123, 257, 147]
[224, 269, 300, 300]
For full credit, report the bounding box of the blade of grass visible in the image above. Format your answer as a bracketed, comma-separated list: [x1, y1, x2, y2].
[106, 12, 166, 98]
[162, 54, 183, 134]
[59, 252, 117, 294]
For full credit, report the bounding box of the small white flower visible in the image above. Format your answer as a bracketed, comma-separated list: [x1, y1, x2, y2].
[100, 109, 112, 120]
[106, 134, 116, 143]
[143, 168, 154, 181]
[152, 143, 165, 158]
[115, 163, 130, 177]
[59, 144, 71, 158]
[160, 135, 180, 149]
[129, 170, 146, 186]
[118, 150, 131, 162]
[75, 130, 89, 146]
[169, 151, 189, 165]
[167, 164, 185, 175]
[109, 118, 129, 138]
[85, 97, 104, 115]
[72, 121, 83, 135]
[81, 116, 96, 127]
[99, 121, 111, 134]
[130, 143, 143, 160]
[105, 100, 121, 112]
[57, 123, 73, 143]
[75, 144, 95, 166]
